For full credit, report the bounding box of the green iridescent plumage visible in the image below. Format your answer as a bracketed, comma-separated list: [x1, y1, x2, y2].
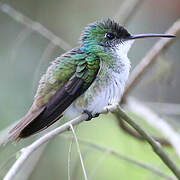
[9, 18, 173, 141]
[35, 48, 100, 105]
[9, 46, 101, 139]
[9, 19, 127, 140]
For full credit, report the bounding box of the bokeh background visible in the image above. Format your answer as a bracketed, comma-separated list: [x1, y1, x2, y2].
[0, 0, 180, 179]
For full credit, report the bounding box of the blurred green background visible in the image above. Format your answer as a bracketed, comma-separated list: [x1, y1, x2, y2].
[0, 0, 180, 179]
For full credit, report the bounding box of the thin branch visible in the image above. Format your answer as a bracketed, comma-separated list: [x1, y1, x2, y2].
[0, 3, 71, 51]
[69, 124, 88, 180]
[114, 0, 143, 25]
[61, 135, 175, 180]
[127, 98, 180, 157]
[4, 104, 180, 179]
[114, 105, 180, 179]
[116, 116, 171, 146]
[121, 19, 180, 103]
[18, 143, 48, 180]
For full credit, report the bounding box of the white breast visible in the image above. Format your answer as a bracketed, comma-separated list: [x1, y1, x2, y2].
[87, 58, 131, 114]
[65, 40, 134, 117]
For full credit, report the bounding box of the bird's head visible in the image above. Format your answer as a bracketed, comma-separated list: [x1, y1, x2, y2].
[80, 19, 175, 57]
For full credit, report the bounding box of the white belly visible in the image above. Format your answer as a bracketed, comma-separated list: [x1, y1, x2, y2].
[64, 69, 130, 119]
[85, 71, 129, 113]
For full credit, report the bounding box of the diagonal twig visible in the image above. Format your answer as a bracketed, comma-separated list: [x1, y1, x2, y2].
[115, 106, 180, 179]
[116, 115, 171, 146]
[127, 98, 180, 157]
[0, 3, 71, 51]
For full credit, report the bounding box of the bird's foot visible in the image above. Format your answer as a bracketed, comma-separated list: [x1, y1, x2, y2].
[83, 110, 99, 121]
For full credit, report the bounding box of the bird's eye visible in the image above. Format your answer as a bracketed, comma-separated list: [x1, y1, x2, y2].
[105, 32, 115, 40]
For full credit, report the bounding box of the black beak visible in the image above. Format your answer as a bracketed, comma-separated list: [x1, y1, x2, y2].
[128, 34, 175, 40]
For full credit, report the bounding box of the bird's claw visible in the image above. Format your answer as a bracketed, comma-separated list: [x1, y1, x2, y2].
[83, 110, 99, 121]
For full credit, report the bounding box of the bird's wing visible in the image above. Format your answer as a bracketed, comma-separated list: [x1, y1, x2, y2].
[9, 49, 100, 140]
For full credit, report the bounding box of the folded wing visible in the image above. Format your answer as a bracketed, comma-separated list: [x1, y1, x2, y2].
[9, 49, 100, 141]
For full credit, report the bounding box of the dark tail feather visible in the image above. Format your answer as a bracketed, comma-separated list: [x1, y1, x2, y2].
[13, 77, 85, 139]
[19, 113, 63, 138]
[19, 79, 84, 138]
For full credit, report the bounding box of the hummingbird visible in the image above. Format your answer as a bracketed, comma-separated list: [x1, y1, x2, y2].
[9, 19, 175, 141]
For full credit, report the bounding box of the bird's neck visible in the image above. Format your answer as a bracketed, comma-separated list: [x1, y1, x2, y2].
[99, 52, 131, 80]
